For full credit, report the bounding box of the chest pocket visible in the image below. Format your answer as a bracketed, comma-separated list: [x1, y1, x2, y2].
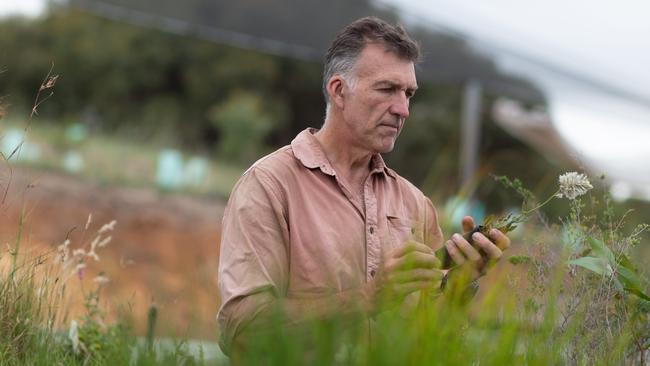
[386, 215, 419, 247]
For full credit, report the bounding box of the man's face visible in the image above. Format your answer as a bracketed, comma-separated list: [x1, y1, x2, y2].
[340, 43, 417, 154]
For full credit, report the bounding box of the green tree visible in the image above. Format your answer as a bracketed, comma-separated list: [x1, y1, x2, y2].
[209, 91, 281, 165]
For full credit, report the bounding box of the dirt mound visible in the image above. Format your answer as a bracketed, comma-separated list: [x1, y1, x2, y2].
[0, 166, 226, 339]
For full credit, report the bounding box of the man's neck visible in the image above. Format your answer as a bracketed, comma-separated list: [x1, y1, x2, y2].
[313, 118, 373, 187]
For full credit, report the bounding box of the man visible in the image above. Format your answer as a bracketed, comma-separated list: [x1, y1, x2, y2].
[217, 16, 510, 355]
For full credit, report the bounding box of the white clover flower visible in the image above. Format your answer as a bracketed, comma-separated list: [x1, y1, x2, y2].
[69, 320, 80, 354]
[556, 172, 593, 200]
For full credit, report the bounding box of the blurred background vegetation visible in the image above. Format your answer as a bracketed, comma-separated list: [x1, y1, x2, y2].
[0, 1, 561, 209]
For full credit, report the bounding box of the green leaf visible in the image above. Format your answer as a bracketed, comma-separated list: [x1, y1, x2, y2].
[617, 266, 643, 290]
[587, 237, 615, 265]
[567, 256, 613, 277]
[617, 265, 650, 301]
[617, 253, 637, 272]
[624, 287, 650, 302]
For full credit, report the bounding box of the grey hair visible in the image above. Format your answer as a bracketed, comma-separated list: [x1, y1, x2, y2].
[323, 56, 358, 119]
[322, 53, 358, 101]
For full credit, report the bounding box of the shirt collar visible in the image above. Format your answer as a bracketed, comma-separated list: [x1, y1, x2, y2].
[291, 128, 396, 179]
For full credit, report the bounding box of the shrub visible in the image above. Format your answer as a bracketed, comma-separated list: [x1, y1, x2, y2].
[208, 91, 277, 165]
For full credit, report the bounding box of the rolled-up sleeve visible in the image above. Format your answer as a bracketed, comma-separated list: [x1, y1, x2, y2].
[217, 167, 289, 354]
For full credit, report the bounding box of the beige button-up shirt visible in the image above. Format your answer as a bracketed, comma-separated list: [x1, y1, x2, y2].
[217, 128, 443, 352]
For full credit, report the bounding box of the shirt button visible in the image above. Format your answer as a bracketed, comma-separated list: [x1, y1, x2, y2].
[369, 226, 375, 234]
[370, 269, 376, 277]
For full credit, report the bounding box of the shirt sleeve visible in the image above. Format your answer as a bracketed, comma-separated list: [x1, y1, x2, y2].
[217, 167, 289, 355]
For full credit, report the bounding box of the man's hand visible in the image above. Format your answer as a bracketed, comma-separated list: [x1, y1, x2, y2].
[366, 241, 443, 311]
[444, 216, 511, 281]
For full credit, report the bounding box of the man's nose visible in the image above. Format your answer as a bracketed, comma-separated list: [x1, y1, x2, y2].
[389, 93, 410, 119]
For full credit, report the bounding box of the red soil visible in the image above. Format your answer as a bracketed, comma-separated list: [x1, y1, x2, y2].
[0, 166, 226, 339]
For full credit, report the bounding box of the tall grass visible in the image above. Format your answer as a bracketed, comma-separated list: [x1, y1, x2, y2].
[0, 239, 645, 365]
[0, 211, 214, 365]
[0, 208, 72, 364]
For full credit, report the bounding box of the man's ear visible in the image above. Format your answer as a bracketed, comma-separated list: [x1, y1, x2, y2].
[326, 75, 346, 109]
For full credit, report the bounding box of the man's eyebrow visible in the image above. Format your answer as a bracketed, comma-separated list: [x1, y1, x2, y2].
[373, 80, 398, 87]
[373, 80, 418, 92]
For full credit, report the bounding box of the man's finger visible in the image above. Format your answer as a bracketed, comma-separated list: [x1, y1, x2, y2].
[488, 229, 511, 251]
[445, 240, 466, 265]
[471, 232, 503, 260]
[451, 233, 482, 262]
[461, 216, 475, 233]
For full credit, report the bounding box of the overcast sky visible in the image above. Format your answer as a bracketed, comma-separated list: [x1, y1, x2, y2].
[384, 0, 650, 98]
[1, 0, 45, 17]
[3, 0, 650, 197]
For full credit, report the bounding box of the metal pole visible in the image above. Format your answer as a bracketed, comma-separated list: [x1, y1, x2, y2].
[459, 79, 483, 193]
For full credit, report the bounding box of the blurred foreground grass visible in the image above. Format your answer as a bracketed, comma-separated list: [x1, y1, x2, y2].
[1, 235, 647, 365]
